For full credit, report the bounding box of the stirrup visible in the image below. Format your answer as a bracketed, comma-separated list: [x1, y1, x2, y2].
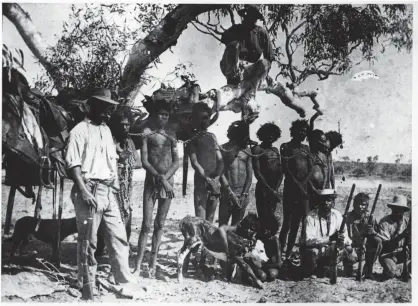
[39, 156, 54, 189]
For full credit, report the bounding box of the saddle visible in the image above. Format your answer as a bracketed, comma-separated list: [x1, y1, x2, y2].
[2, 68, 74, 187]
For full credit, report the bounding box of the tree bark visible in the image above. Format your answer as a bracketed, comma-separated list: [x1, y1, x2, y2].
[121, 4, 226, 104]
[3, 3, 55, 83]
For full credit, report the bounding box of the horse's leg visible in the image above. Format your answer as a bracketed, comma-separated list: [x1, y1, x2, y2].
[52, 171, 61, 268]
[182, 144, 188, 197]
[4, 186, 17, 235]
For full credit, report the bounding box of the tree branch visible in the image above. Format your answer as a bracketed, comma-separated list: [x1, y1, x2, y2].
[194, 18, 223, 35]
[3, 3, 59, 88]
[191, 22, 222, 42]
[121, 4, 226, 103]
[227, 7, 235, 25]
[283, 24, 297, 83]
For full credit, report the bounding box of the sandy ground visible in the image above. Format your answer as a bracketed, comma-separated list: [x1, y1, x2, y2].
[1, 171, 412, 303]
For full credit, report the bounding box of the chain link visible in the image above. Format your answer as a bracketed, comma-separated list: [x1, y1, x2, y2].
[130, 128, 326, 163]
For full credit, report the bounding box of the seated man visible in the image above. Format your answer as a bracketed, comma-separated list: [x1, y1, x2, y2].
[300, 189, 352, 279]
[343, 192, 379, 277]
[244, 214, 283, 282]
[363, 195, 411, 280]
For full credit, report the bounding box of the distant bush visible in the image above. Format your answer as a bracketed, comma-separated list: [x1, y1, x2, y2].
[334, 165, 345, 175]
[401, 166, 412, 177]
[382, 164, 397, 176]
[352, 167, 366, 177]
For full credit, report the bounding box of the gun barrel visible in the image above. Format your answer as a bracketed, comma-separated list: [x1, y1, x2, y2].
[340, 184, 356, 232]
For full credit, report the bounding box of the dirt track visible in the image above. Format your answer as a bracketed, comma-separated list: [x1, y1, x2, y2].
[1, 173, 412, 303]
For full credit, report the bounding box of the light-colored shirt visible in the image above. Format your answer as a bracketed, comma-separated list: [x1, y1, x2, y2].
[302, 208, 352, 247]
[65, 119, 118, 182]
[377, 214, 409, 248]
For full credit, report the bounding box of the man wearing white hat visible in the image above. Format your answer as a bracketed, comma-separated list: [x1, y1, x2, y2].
[363, 194, 411, 280]
[65, 88, 137, 293]
[300, 189, 352, 279]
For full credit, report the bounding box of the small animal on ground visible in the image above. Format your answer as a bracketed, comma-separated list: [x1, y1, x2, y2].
[177, 215, 267, 289]
[9, 216, 78, 257]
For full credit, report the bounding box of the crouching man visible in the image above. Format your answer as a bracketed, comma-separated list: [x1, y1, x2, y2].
[363, 195, 411, 280]
[342, 192, 379, 277]
[300, 189, 352, 280]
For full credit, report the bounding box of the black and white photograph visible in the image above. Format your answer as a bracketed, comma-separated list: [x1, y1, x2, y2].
[1, 2, 413, 303]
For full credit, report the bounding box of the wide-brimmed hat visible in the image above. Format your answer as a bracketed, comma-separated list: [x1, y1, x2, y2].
[90, 88, 118, 105]
[387, 195, 410, 211]
[238, 5, 264, 21]
[317, 189, 338, 198]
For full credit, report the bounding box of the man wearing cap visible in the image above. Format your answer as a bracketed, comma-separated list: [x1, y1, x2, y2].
[65, 88, 137, 291]
[363, 194, 411, 280]
[300, 189, 352, 279]
[219, 4, 274, 120]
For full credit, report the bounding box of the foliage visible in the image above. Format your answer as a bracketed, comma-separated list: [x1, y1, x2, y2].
[32, 4, 412, 97]
[352, 167, 366, 177]
[34, 3, 184, 96]
[334, 165, 345, 175]
[381, 163, 397, 176]
[340, 156, 350, 162]
[365, 155, 379, 175]
[401, 165, 412, 177]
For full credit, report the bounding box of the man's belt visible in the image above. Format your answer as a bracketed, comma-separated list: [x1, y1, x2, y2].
[84, 178, 119, 193]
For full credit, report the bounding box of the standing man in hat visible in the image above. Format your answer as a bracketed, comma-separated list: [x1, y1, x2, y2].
[363, 194, 411, 280]
[219, 4, 274, 120]
[65, 88, 137, 291]
[300, 189, 352, 279]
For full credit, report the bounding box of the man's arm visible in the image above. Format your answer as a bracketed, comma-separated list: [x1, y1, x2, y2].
[260, 27, 274, 62]
[280, 144, 309, 197]
[65, 129, 97, 210]
[309, 112, 320, 132]
[140, 130, 163, 179]
[68, 166, 98, 211]
[251, 146, 278, 196]
[221, 25, 239, 45]
[163, 139, 180, 180]
[241, 152, 253, 195]
[211, 138, 225, 181]
[187, 142, 208, 181]
[275, 152, 284, 191]
[304, 216, 330, 248]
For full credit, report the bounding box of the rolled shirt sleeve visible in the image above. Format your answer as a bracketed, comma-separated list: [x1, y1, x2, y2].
[65, 126, 85, 170]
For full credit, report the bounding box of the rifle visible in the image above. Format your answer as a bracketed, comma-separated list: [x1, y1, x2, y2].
[356, 184, 381, 282]
[402, 221, 411, 282]
[330, 184, 356, 285]
[81, 217, 94, 301]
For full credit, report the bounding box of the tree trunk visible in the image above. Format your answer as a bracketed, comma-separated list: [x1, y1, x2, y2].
[121, 4, 225, 104]
[3, 3, 56, 85]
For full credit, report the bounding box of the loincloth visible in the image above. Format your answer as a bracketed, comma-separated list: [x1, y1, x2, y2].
[146, 176, 174, 201]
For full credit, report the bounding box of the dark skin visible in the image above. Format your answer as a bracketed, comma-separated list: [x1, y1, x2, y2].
[252, 137, 283, 200]
[279, 125, 312, 257]
[188, 110, 224, 222]
[219, 133, 253, 214]
[68, 100, 116, 212]
[134, 108, 179, 276]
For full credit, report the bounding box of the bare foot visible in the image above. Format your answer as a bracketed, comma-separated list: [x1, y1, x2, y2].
[148, 267, 156, 279]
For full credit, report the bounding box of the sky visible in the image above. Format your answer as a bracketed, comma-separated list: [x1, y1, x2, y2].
[2, 3, 413, 163]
